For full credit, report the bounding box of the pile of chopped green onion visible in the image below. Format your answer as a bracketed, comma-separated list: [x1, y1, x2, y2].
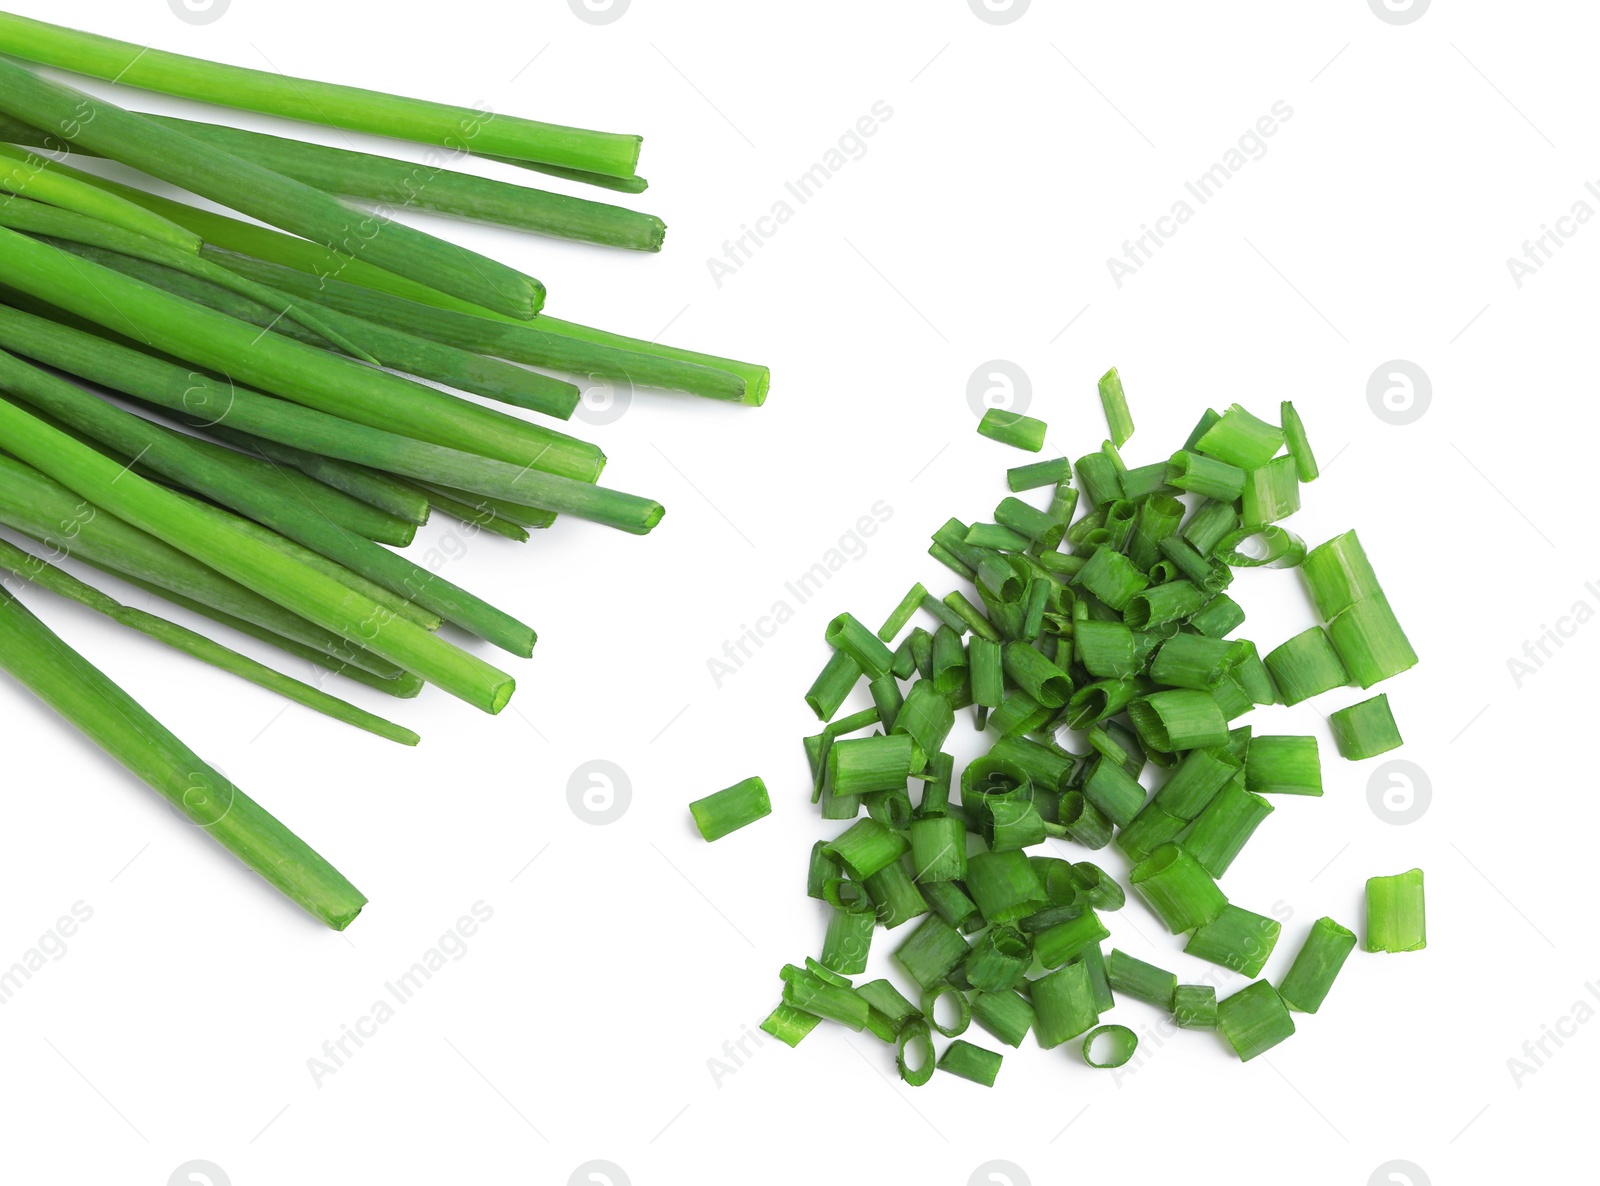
[0, 14, 765, 928]
[726, 373, 1424, 1083]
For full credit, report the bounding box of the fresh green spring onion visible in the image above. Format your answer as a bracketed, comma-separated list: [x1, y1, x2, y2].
[1194, 404, 1285, 470]
[1171, 984, 1218, 1029]
[0, 143, 199, 251]
[1241, 455, 1301, 525]
[1280, 401, 1319, 482]
[1328, 693, 1403, 759]
[1129, 843, 1228, 933]
[977, 408, 1047, 452]
[760, 1003, 822, 1048]
[1183, 779, 1274, 878]
[1105, 948, 1177, 1008]
[691, 776, 772, 842]
[1263, 627, 1349, 705]
[1366, 868, 1426, 953]
[1082, 1024, 1139, 1069]
[0, 537, 415, 745]
[1214, 525, 1306, 569]
[1128, 689, 1229, 752]
[971, 989, 1035, 1048]
[1097, 367, 1134, 447]
[936, 1039, 1003, 1086]
[1276, 916, 1357, 1012]
[1167, 450, 1245, 501]
[1244, 736, 1322, 796]
[1032, 961, 1100, 1049]
[1327, 595, 1419, 689]
[0, 13, 643, 181]
[1007, 456, 1072, 492]
[1184, 904, 1281, 977]
[1217, 980, 1295, 1061]
[0, 585, 365, 927]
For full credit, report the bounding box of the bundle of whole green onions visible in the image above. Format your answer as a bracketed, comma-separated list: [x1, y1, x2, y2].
[0, 14, 765, 928]
[738, 377, 1422, 1081]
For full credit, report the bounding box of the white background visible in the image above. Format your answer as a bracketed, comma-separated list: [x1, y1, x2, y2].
[0, 1, 1593, 1183]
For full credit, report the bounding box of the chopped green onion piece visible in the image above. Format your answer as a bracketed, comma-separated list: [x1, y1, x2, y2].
[760, 1003, 822, 1048]
[965, 850, 1050, 925]
[1073, 450, 1123, 506]
[1076, 619, 1138, 678]
[1183, 499, 1241, 558]
[1075, 546, 1149, 611]
[1007, 456, 1072, 492]
[1328, 693, 1403, 759]
[823, 816, 910, 879]
[1082, 1024, 1139, 1069]
[1118, 461, 1172, 503]
[930, 624, 969, 697]
[864, 859, 928, 928]
[1214, 525, 1307, 569]
[820, 906, 875, 975]
[929, 541, 976, 582]
[1059, 791, 1114, 849]
[1097, 366, 1134, 447]
[1082, 754, 1146, 828]
[1277, 916, 1358, 1013]
[1184, 407, 1221, 450]
[1150, 634, 1247, 691]
[1240, 455, 1301, 526]
[1327, 594, 1419, 689]
[1034, 909, 1110, 968]
[937, 1038, 1003, 1086]
[1032, 961, 1101, 1048]
[896, 1018, 936, 1085]
[921, 982, 973, 1037]
[968, 522, 1032, 553]
[829, 735, 918, 800]
[1115, 802, 1187, 863]
[1129, 843, 1229, 934]
[1128, 690, 1229, 753]
[1280, 401, 1320, 482]
[971, 989, 1035, 1047]
[989, 689, 1051, 737]
[783, 967, 870, 1031]
[1123, 580, 1205, 631]
[1218, 980, 1295, 1061]
[1152, 746, 1241, 819]
[821, 877, 871, 914]
[690, 776, 771, 841]
[1172, 984, 1218, 1029]
[977, 408, 1047, 451]
[892, 680, 956, 763]
[878, 582, 928, 642]
[868, 674, 904, 732]
[1127, 493, 1184, 571]
[995, 496, 1067, 548]
[963, 926, 1031, 992]
[910, 815, 968, 883]
[1166, 450, 1246, 501]
[1299, 530, 1385, 619]
[1195, 404, 1285, 470]
[1184, 779, 1274, 878]
[1002, 642, 1072, 708]
[969, 636, 1005, 710]
[1263, 627, 1349, 705]
[856, 980, 921, 1032]
[1071, 863, 1126, 911]
[923, 880, 984, 934]
[894, 915, 973, 990]
[942, 591, 1002, 641]
[1366, 868, 1426, 953]
[1244, 736, 1322, 796]
[1047, 481, 1081, 524]
[826, 612, 895, 679]
[1184, 904, 1281, 977]
[1105, 948, 1177, 1008]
